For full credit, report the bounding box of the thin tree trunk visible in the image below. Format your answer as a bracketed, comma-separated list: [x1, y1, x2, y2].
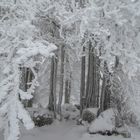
[100, 73, 106, 112]
[26, 68, 33, 107]
[20, 67, 34, 107]
[85, 42, 92, 107]
[20, 67, 27, 92]
[96, 55, 100, 107]
[80, 46, 86, 116]
[48, 56, 55, 111]
[64, 75, 71, 104]
[53, 55, 58, 119]
[20, 67, 27, 107]
[48, 55, 58, 118]
[64, 54, 71, 104]
[58, 45, 65, 120]
[100, 61, 110, 112]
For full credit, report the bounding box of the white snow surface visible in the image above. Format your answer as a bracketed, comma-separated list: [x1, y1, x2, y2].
[89, 108, 116, 133]
[0, 121, 140, 140]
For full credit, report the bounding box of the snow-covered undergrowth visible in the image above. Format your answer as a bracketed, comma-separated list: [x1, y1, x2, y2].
[0, 121, 139, 140]
[82, 108, 99, 123]
[28, 107, 53, 119]
[88, 109, 131, 138]
[61, 104, 79, 120]
[27, 107, 54, 126]
[89, 109, 116, 133]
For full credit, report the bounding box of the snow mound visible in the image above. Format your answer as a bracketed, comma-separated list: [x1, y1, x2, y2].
[89, 108, 116, 133]
[61, 104, 79, 120]
[27, 107, 54, 127]
[116, 127, 131, 138]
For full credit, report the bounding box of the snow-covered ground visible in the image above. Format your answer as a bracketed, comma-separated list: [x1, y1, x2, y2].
[1, 121, 140, 140]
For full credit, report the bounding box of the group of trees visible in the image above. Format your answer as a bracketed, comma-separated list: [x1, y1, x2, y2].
[1, 0, 140, 140]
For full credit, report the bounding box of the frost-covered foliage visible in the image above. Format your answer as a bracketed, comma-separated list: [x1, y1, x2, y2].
[40, 0, 140, 77]
[1, 0, 140, 139]
[109, 56, 140, 126]
[36, 0, 140, 124]
[27, 0, 140, 125]
[129, 73, 140, 126]
[0, 0, 57, 140]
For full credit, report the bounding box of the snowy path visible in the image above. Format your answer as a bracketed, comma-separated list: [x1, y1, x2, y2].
[20, 121, 86, 140]
[1, 121, 140, 140]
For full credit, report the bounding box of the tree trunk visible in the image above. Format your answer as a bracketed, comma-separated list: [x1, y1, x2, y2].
[64, 54, 71, 104]
[20, 67, 34, 107]
[26, 68, 33, 107]
[100, 61, 111, 112]
[96, 55, 100, 107]
[64, 75, 71, 104]
[20, 67, 27, 92]
[58, 45, 65, 120]
[85, 41, 99, 108]
[48, 55, 58, 118]
[80, 46, 86, 116]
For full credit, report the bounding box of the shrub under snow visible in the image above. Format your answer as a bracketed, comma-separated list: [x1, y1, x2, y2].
[27, 107, 54, 127]
[88, 108, 131, 138]
[82, 108, 99, 123]
[61, 104, 79, 120]
[88, 109, 116, 133]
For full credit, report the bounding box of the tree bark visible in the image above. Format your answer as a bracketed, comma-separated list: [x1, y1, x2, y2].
[96, 55, 100, 107]
[80, 46, 86, 116]
[85, 41, 99, 108]
[64, 54, 71, 104]
[26, 68, 33, 107]
[48, 55, 58, 118]
[100, 61, 111, 112]
[20, 67, 34, 107]
[58, 45, 65, 120]
[64, 75, 71, 104]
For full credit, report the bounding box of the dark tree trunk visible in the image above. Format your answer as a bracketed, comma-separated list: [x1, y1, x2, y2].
[64, 54, 72, 104]
[80, 46, 86, 116]
[20, 67, 27, 92]
[26, 68, 34, 107]
[96, 55, 100, 107]
[58, 45, 65, 120]
[85, 41, 100, 108]
[20, 67, 34, 107]
[64, 75, 71, 104]
[48, 55, 58, 118]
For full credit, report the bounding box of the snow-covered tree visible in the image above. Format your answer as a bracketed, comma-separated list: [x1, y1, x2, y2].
[33, 0, 140, 113]
[0, 0, 57, 140]
[43, 0, 140, 123]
